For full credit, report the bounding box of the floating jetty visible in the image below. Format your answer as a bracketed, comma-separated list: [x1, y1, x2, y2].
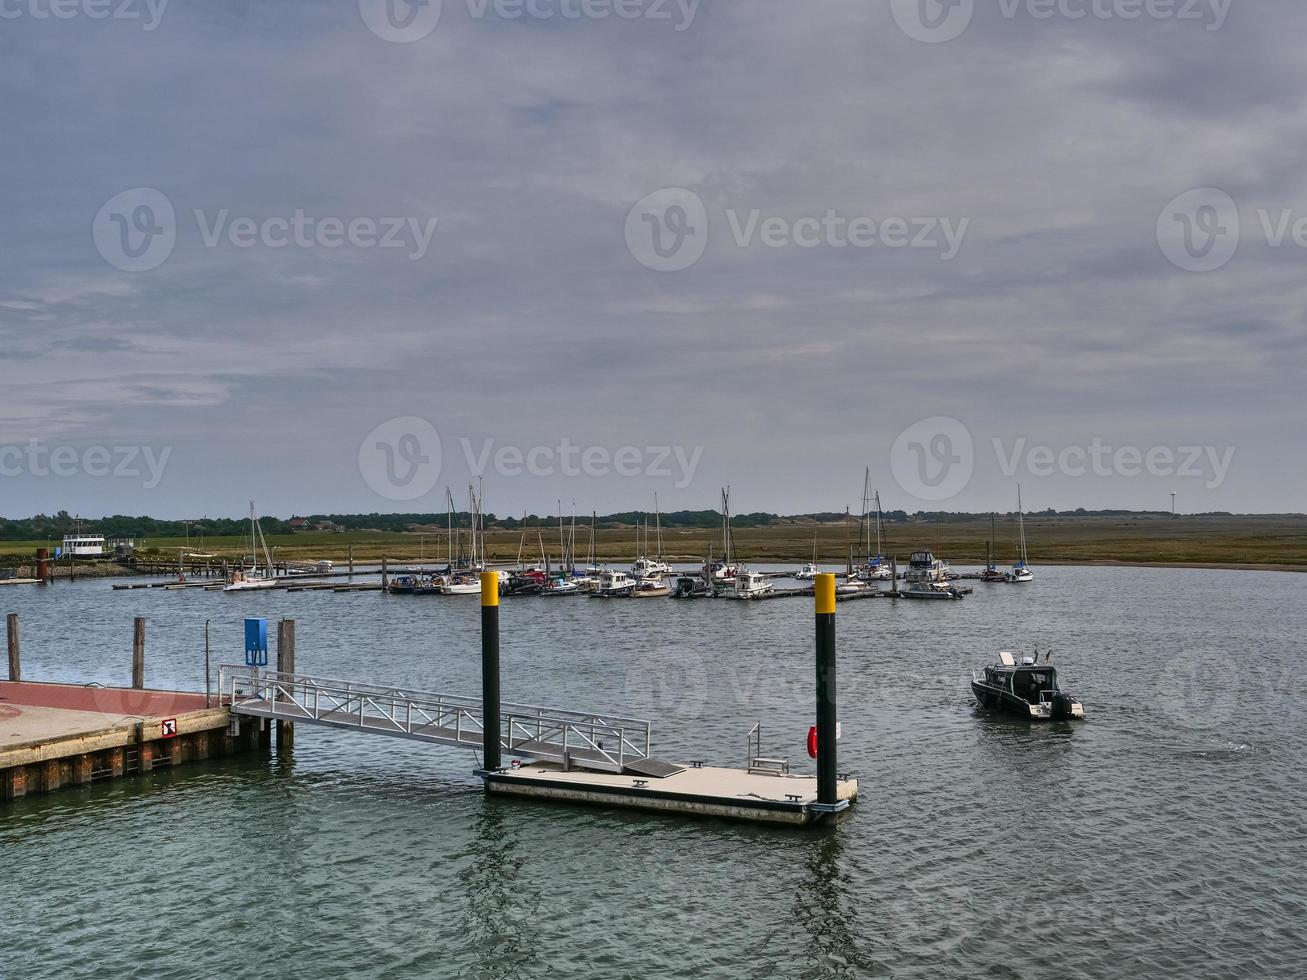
[8, 574, 857, 826]
[485, 763, 857, 825]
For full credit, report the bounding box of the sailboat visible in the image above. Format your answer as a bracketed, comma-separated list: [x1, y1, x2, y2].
[855, 479, 893, 581]
[631, 494, 671, 580]
[981, 513, 1006, 582]
[1006, 486, 1035, 583]
[438, 485, 491, 594]
[705, 487, 739, 589]
[223, 501, 281, 591]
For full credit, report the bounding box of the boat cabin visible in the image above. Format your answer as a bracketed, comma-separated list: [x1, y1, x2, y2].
[977, 652, 1059, 704]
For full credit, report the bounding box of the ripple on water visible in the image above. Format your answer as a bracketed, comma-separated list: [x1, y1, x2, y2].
[2, 565, 1305, 978]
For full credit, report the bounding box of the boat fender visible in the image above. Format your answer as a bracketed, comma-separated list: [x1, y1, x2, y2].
[806, 726, 818, 759]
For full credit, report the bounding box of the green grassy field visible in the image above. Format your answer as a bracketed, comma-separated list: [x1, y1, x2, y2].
[5, 514, 1305, 570]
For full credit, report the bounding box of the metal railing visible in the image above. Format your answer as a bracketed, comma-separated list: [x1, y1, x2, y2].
[217, 665, 651, 772]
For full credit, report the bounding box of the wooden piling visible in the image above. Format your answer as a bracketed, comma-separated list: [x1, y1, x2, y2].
[276, 619, 296, 751]
[7, 613, 19, 682]
[132, 617, 145, 689]
[348, 544, 354, 576]
[381, 556, 389, 590]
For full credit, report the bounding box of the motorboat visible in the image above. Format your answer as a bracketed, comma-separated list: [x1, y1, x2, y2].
[673, 574, 709, 598]
[631, 556, 671, 580]
[540, 577, 582, 596]
[795, 562, 819, 581]
[899, 579, 965, 600]
[633, 577, 671, 598]
[903, 550, 951, 584]
[971, 651, 1083, 721]
[590, 569, 636, 598]
[733, 569, 774, 599]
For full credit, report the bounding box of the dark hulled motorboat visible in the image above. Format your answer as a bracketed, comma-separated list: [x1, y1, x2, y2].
[971, 651, 1084, 721]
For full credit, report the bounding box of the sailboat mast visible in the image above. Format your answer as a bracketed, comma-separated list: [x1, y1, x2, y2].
[654, 492, 664, 561]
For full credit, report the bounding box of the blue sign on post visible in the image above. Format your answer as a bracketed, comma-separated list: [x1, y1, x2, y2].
[244, 618, 268, 667]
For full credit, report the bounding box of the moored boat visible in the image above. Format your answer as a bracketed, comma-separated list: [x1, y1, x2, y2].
[590, 569, 636, 598]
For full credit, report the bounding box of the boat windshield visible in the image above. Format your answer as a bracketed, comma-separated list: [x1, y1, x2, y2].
[1017, 668, 1056, 703]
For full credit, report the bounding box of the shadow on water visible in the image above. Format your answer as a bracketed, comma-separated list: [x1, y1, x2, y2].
[787, 826, 869, 977]
[456, 796, 543, 980]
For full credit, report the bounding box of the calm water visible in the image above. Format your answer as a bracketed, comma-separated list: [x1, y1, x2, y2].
[3, 567, 1305, 978]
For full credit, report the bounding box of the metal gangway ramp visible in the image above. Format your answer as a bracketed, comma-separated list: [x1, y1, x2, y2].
[217, 665, 655, 774]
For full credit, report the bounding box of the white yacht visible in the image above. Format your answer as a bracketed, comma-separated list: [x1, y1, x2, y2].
[795, 562, 819, 581]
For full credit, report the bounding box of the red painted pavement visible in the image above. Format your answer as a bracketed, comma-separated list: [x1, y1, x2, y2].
[0, 681, 209, 716]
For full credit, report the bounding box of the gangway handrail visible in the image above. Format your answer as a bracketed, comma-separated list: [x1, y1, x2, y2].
[216, 664, 653, 772]
[218, 665, 652, 730]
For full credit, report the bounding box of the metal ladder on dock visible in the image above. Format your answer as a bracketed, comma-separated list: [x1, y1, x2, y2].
[218, 666, 653, 774]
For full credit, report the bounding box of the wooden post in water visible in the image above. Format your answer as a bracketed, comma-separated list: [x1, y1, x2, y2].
[381, 556, 389, 591]
[348, 544, 355, 576]
[814, 574, 838, 808]
[7, 613, 19, 682]
[132, 617, 145, 689]
[276, 618, 296, 751]
[480, 571, 501, 773]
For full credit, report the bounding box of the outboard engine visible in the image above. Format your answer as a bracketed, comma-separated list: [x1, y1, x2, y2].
[1050, 692, 1076, 721]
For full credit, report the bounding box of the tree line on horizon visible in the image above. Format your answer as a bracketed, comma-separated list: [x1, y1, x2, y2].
[0, 507, 1240, 542]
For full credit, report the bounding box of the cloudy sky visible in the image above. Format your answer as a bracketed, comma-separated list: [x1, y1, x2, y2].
[0, 0, 1300, 519]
